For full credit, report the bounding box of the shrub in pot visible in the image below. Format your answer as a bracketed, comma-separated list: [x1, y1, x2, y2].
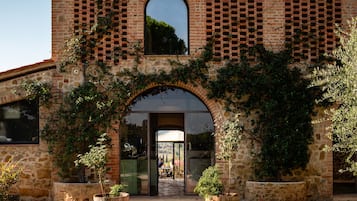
[105, 184, 129, 201]
[194, 165, 224, 201]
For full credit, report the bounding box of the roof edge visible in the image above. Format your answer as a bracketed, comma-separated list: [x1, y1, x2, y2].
[0, 59, 56, 82]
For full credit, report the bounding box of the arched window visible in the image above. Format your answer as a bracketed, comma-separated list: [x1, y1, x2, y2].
[145, 0, 188, 55]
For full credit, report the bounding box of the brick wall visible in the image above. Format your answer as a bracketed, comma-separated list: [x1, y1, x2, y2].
[1, 0, 357, 200]
[52, 0, 74, 61]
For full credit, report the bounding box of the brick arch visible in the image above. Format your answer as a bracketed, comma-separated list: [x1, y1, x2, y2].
[87, 81, 223, 184]
[126, 82, 223, 128]
[143, 0, 188, 10]
[112, 81, 221, 187]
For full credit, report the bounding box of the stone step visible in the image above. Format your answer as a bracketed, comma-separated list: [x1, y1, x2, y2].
[334, 194, 357, 201]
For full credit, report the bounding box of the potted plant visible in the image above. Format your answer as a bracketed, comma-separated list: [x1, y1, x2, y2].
[194, 165, 224, 201]
[0, 158, 21, 201]
[108, 184, 129, 201]
[75, 133, 130, 201]
[216, 114, 242, 200]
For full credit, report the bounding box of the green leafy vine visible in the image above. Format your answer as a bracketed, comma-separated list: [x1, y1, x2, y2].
[19, 0, 320, 183]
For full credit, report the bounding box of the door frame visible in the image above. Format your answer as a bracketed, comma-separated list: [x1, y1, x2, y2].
[148, 113, 185, 195]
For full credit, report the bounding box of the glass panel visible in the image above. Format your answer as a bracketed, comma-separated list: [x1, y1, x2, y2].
[131, 88, 208, 112]
[149, 113, 158, 195]
[145, 0, 188, 55]
[0, 99, 39, 144]
[120, 113, 149, 195]
[185, 113, 215, 194]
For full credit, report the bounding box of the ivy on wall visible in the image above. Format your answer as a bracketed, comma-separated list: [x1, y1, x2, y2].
[208, 46, 319, 181]
[19, 0, 320, 182]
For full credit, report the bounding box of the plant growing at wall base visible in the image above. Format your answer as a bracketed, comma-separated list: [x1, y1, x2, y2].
[41, 82, 118, 181]
[215, 114, 243, 193]
[311, 17, 357, 174]
[0, 158, 22, 201]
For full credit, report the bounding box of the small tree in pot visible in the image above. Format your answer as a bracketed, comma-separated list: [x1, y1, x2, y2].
[216, 114, 243, 199]
[75, 133, 129, 201]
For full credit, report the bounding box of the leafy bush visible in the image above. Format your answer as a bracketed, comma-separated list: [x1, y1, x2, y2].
[194, 166, 224, 199]
[109, 184, 127, 196]
[312, 17, 357, 174]
[0, 158, 21, 201]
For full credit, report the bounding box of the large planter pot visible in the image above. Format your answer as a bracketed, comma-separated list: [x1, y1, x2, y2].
[53, 182, 101, 201]
[205, 195, 220, 201]
[93, 192, 130, 201]
[245, 181, 306, 201]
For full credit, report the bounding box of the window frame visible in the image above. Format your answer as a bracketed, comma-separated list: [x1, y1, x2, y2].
[0, 99, 40, 145]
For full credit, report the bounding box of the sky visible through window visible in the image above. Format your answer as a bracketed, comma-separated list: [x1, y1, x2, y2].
[146, 0, 188, 47]
[0, 1, 51, 73]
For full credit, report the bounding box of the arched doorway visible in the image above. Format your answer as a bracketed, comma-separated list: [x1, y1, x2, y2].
[119, 87, 215, 196]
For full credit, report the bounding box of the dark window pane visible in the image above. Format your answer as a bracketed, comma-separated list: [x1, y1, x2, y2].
[0, 99, 39, 144]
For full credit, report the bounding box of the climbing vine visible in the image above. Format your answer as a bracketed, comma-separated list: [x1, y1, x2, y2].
[209, 46, 318, 181]
[20, 0, 320, 183]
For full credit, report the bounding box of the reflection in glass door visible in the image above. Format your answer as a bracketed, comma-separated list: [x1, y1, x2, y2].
[120, 113, 149, 195]
[185, 113, 215, 193]
[173, 142, 184, 179]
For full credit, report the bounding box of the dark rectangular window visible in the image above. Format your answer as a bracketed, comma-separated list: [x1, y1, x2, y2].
[0, 99, 39, 144]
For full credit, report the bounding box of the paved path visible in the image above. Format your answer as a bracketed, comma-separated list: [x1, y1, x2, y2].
[129, 194, 357, 201]
[130, 196, 201, 201]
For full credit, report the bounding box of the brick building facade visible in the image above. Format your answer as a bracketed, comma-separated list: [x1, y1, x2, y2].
[1, 0, 357, 200]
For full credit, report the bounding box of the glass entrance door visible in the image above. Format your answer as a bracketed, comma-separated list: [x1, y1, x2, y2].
[120, 87, 215, 196]
[185, 113, 215, 193]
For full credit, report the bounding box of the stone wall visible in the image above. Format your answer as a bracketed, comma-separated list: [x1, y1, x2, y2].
[0, 145, 52, 201]
[1, 0, 357, 200]
[245, 181, 306, 201]
[0, 69, 55, 201]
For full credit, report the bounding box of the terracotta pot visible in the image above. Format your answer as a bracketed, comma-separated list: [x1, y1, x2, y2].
[205, 195, 220, 201]
[221, 193, 239, 201]
[93, 192, 130, 201]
